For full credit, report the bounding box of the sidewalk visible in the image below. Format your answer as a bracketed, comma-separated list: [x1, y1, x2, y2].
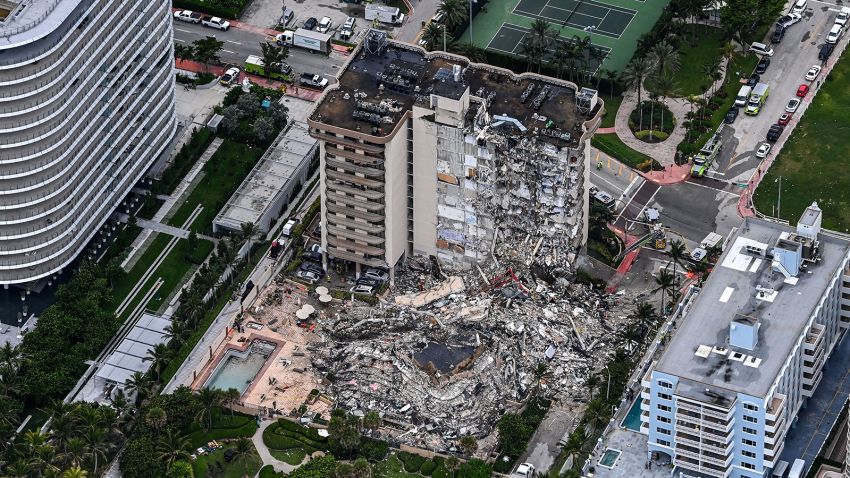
[175, 59, 323, 102]
[252, 419, 302, 474]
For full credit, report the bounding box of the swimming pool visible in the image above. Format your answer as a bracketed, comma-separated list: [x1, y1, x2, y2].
[599, 448, 621, 469]
[205, 341, 276, 394]
[621, 397, 643, 432]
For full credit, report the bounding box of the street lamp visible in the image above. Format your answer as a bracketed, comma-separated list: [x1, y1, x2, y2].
[605, 365, 611, 401]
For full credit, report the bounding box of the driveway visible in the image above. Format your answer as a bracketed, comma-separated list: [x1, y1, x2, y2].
[515, 404, 581, 474]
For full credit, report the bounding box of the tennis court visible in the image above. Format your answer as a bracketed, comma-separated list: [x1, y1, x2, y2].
[466, 0, 670, 73]
[513, 0, 636, 38]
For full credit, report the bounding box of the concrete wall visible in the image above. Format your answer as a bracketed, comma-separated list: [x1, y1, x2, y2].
[383, 122, 410, 270]
[411, 106, 439, 258]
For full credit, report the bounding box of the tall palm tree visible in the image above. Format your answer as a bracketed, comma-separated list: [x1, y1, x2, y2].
[145, 406, 167, 434]
[688, 260, 710, 285]
[584, 398, 611, 432]
[125, 371, 152, 405]
[529, 19, 553, 66]
[520, 37, 543, 73]
[82, 426, 110, 476]
[230, 437, 253, 475]
[5, 461, 33, 478]
[143, 343, 171, 383]
[668, 239, 688, 285]
[450, 42, 487, 63]
[420, 22, 446, 51]
[531, 363, 551, 397]
[551, 40, 572, 79]
[632, 301, 658, 330]
[650, 40, 681, 76]
[0, 343, 27, 371]
[30, 444, 59, 477]
[585, 373, 600, 400]
[156, 429, 193, 469]
[561, 427, 585, 471]
[622, 57, 651, 130]
[240, 222, 258, 263]
[195, 387, 221, 432]
[653, 73, 678, 138]
[619, 323, 645, 354]
[438, 0, 469, 32]
[572, 35, 593, 81]
[222, 388, 241, 420]
[59, 438, 87, 469]
[654, 269, 676, 319]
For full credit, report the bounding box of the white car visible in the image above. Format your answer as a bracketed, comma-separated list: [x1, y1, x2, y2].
[805, 65, 822, 81]
[756, 142, 772, 158]
[837, 11, 849, 26]
[318, 17, 332, 33]
[362, 268, 389, 282]
[349, 284, 375, 295]
[786, 98, 801, 112]
[297, 270, 321, 283]
[173, 10, 201, 23]
[220, 67, 240, 85]
[827, 24, 843, 43]
[514, 463, 535, 478]
[777, 12, 802, 29]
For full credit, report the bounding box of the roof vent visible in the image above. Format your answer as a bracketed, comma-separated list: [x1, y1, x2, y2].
[797, 202, 822, 240]
[730, 314, 759, 351]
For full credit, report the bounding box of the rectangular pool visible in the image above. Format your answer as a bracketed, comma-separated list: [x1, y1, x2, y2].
[205, 341, 275, 394]
[621, 397, 643, 432]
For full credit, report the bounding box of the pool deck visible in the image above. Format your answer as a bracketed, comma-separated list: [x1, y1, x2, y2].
[191, 283, 329, 417]
[591, 427, 672, 478]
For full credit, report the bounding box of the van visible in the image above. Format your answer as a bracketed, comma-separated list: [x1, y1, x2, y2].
[593, 191, 616, 210]
[771, 460, 789, 478]
[735, 85, 752, 107]
[340, 16, 355, 39]
[281, 219, 298, 237]
[791, 0, 807, 14]
[280, 7, 294, 25]
[788, 459, 804, 478]
[749, 41, 775, 56]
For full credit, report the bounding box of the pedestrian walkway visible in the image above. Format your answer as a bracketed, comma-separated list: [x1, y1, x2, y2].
[641, 163, 691, 185]
[252, 419, 301, 474]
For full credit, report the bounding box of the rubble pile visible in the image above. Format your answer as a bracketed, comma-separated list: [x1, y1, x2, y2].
[311, 257, 637, 451]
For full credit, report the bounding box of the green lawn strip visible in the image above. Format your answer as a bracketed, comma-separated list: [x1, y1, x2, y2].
[259, 465, 279, 478]
[140, 238, 215, 313]
[647, 25, 726, 97]
[191, 445, 263, 478]
[269, 447, 308, 465]
[99, 224, 143, 265]
[373, 455, 422, 478]
[591, 133, 653, 169]
[111, 233, 170, 311]
[600, 95, 623, 129]
[182, 414, 257, 449]
[168, 140, 264, 234]
[754, 52, 850, 229]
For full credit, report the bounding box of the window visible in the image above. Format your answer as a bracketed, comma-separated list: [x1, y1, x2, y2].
[742, 462, 756, 470]
[742, 438, 757, 447]
[742, 450, 756, 458]
[743, 415, 758, 424]
[658, 392, 672, 401]
[743, 426, 758, 435]
[744, 403, 759, 412]
[657, 439, 671, 447]
[658, 380, 673, 389]
[658, 416, 671, 424]
[657, 404, 671, 412]
[656, 427, 671, 436]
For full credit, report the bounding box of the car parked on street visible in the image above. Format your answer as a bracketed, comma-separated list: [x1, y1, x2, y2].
[771, 26, 785, 43]
[777, 12, 802, 29]
[756, 57, 771, 74]
[805, 65, 822, 81]
[362, 268, 389, 282]
[837, 11, 850, 26]
[767, 124, 785, 142]
[827, 24, 843, 43]
[297, 270, 321, 283]
[220, 67, 240, 85]
[747, 73, 761, 87]
[796, 84, 810, 97]
[350, 284, 375, 295]
[318, 17, 332, 33]
[778, 112, 792, 125]
[786, 98, 801, 112]
[756, 142, 772, 158]
[819, 43, 835, 60]
[724, 107, 739, 124]
[749, 42, 775, 56]
[304, 17, 318, 30]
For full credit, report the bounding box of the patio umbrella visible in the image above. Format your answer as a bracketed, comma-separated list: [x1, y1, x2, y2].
[296, 309, 310, 320]
[319, 294, 332, 304]
[315, 286, 329, 295]
[301, 304, 316, 315]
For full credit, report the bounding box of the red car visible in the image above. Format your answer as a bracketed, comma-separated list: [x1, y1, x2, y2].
[778, 113, 792, 125]
[796, 84, 810, 97]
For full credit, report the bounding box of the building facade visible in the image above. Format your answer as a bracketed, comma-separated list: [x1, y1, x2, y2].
[0, 0, 177, 285]
[307, 31, 601, 277]
[642, 203, 850, 478]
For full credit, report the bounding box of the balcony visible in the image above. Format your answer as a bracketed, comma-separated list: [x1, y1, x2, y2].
[326, 215, 385, 234]
[327, 225, 385, 245]
[325, 245, 385, 268]
[326, 203, 384, 223]
[312, 131, 385, 153]
[676, 399, 733, 422]
[326, 182, 385, 200]
[326, 192, 385, 212]
[326, 169, 384, 188]
[326, 148, 385, 166]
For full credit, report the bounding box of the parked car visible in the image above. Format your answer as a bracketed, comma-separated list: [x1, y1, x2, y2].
[805, 65, 822, 81]
[220, 67, 240, 85]
[303, 17, 318, 30]
[791, 0, 807, 14]
[724, 107, 739, 124]
[756, 57, 771, 74]
[756, 142, 772, 158]
[749, 42, 775, 56]
[796, 84, 810, 97]
[174, 10, 202, 23]
[362, 268, 389, 282]
[767, 124, 785, 142]
[837, 11, 849, 26]
[777, 12, 802, 29]
[785, 97, 801, 112]
[302, 251, 322, 263]
[690, 248, 708, 262]
[299, 262, 323, 274]
[297, 270, 321, 283]
[309, 244, 322, 254]
[778, 112, 792, 125]
[747, 73, 761, 87]
[356, 277, 381, 287]
[819, 43, 835, 60]
[350, 284, 375, 295]
[202, 16, 230, 30]
[317, 16, 332, 33]
[827, 24, 843, 44]
[771, 26, 785, 43]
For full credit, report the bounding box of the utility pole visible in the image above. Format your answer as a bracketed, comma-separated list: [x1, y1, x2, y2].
[777, 175, 782, 219]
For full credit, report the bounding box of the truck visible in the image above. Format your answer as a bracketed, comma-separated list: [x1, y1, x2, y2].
[745, 82, 770, 115]
[275, 28, 331, 54]
[690, 125, 723, 177]
[173, 10, 202, 23]
[244, 55, 292, 81]
[202, 16, 230, 31]
[365, 4, 406, 25]
[300, 73, 329, 89]
[734, 85, 752, 107]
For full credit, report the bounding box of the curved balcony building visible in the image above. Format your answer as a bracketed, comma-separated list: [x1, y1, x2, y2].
[0, 0, 177, 285]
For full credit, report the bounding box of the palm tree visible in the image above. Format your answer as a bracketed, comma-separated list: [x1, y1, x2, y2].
[688, 259, 710, 285]
[259, 41, 289, 78]
[362, 410, 382, 435]
[571, 35, 593, 80]
[520, 37, 543, 73]
[240, 222, 258, 262]
[195, 387, 221, 432]
[551, 40, 572, 79]
[125, 371, 152, 405]
[632, 302, 658, 330]
[622, 57, 651, 130]
[230, 437, 253, 474]
[157, 429, 193, 469]
[62, 467, 88, 478]
[143, 343, 171, 383]
[421, 22, 446, 51]
[531, 362, 551, 397]
[31, 444, 59, 477]
[445, 456, 460, 478]
[668, 239, 687, 285]
[584, 398, 611, 432]
[561, 427, 585, 471]
[59, 438, 87, 469]
[450, 42, 486, 63]
[222, 387, 241, 421]
[82, 426, 110, 476]
[5, 461, 33, 478]
[0, 343, 27, 371]
[650, 40, 681, 75]
[619, 323, 644, 354]
[438, 0, 469, 32]
[585, 373, 601, 400]
[352, 457, 372, 478]
[145, 406, 167, 434]
[653, 73, 678, 138]
[459, 435, 478, 456]
[529, 19, 553, 64]
[653, 269, 676, 319]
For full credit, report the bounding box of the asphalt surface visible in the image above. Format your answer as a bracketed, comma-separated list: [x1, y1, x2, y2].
[172, 22, 346, 80]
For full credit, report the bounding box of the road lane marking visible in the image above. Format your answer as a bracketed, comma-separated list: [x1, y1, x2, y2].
[685, 180, 741, 196]
[223, 49, 236, 53]
[175, 28, 193, 33]
[227, 40, 242, 45]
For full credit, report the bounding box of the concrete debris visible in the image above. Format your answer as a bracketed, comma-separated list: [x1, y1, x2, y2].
[394, 276, 465, 307]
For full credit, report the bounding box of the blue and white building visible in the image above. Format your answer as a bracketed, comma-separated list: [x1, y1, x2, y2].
[641, 203, 850, 477]
[0, 0, 177, 285]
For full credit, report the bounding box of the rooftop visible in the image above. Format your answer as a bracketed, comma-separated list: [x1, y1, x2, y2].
[656, 217, 850, 398]
[0, 0, 73, 49]
[310, 31, 596, 140]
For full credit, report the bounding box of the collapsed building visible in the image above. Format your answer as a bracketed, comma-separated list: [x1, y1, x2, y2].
[304, 31, 623, 451]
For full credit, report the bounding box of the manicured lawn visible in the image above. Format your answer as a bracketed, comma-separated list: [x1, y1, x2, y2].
[373, 456, 424, 478]
[110, 233, 170, 311]
[168, 140, 264, 233]
[591, 133, 654, 169]
[192, 445, 263, 478]
[183, 409, 258, 448]
[600, 95, 623, 129]
[140, 238, 214, 314]
[754, 53, 850, 230]
[660, 25, 727, 97]
[270, 448, 307, 465]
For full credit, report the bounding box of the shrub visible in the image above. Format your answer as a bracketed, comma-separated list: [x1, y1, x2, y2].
[421, 459, 438, 476]
[259, 465, 280, 478]
[358, 437, 389, 461]
[636, 159, 663, 172]
[432, 466, 449, 478]
[633, 130, 670, 141]
[398, 451, 426, 473]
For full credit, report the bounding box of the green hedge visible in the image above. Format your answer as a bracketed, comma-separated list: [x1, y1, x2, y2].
[398, 451, 426, 473]
[153, 127, 214, 196]
[591, 134, 653, 169]
[420, 459, 438, 476]
[432, 466, 449, 478]
[259, 465, 280, 478]
[634, 130, 670, 141]
[359, 437, 389, 461]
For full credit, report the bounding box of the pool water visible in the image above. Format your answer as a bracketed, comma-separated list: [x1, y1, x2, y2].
[622, 397, 643, 432]
[599, 449, 621, 468]
[206, 342, 274, 394]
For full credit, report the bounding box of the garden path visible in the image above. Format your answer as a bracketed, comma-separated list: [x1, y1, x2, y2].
[252, 418, 301, 475]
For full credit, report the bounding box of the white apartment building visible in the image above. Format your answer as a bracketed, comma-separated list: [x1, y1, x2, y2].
[307, 31, 601, 277]
[642, 203, 850, 478]
[0, 0, 177, 285]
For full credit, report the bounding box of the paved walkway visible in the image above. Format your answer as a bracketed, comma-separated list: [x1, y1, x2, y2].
[252, 419, 301, 474]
